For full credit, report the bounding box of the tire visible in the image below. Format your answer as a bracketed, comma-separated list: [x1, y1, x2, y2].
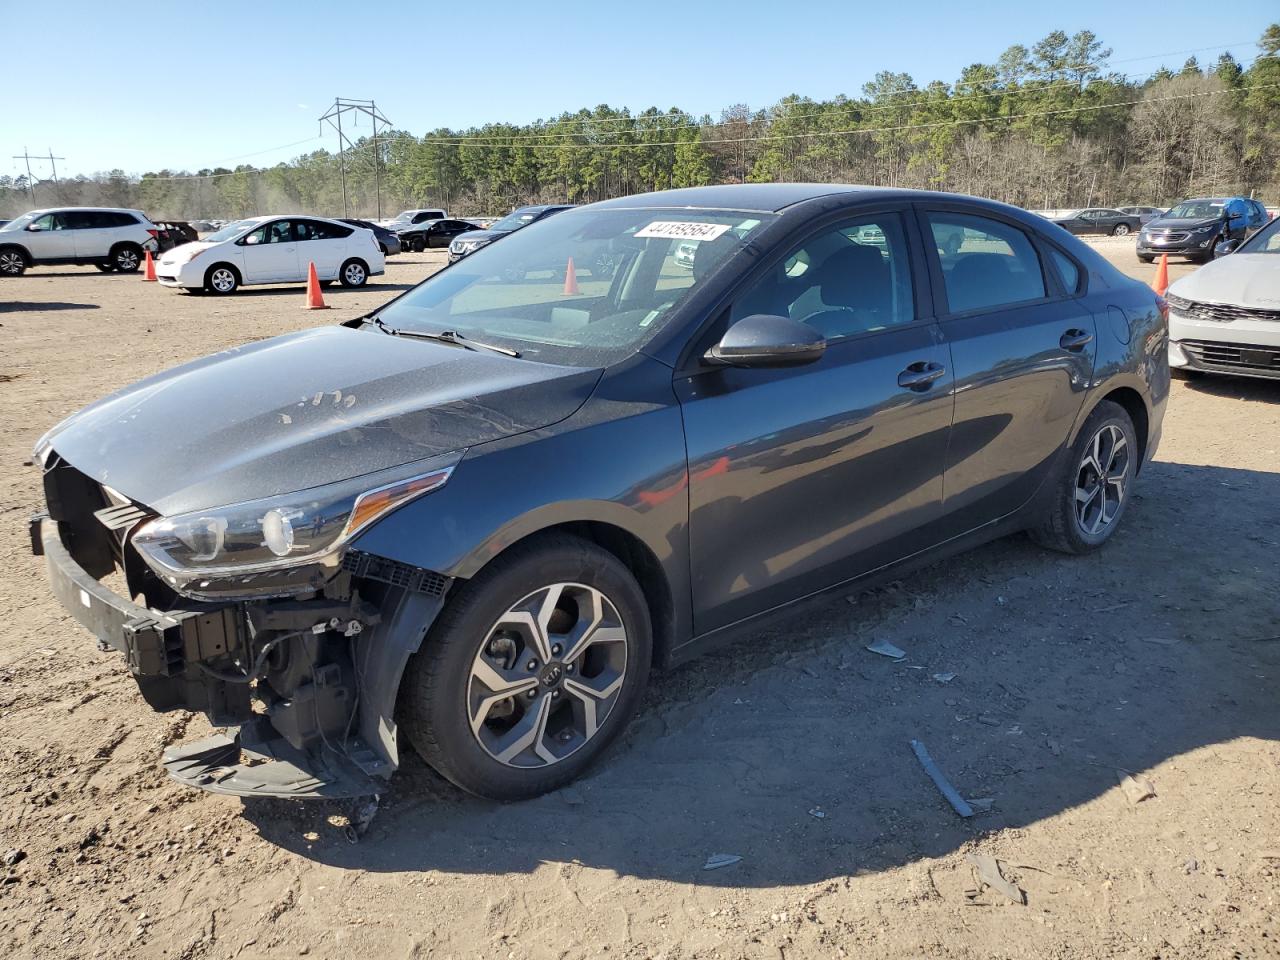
[400, 534, 653, 800]
[110, 242, 143, 272]
[1031, 400, 1138, 555]
[1111, 224, 1131, 237]
[204, 263, 239, 295]
[95, 263, 116, 273]
[339, 258, 368, 288]
[0, 248, 28, 276]
[1138, 254, 1154, 263]
[412, 238, 425, 253]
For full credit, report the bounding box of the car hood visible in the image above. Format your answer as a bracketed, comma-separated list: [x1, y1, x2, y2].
[1146, 217, 1222, 231]
[1168, 254, 1280, 308]
[158, 240, 217, 264]
[452, 229, 511, 244]
[41, 325, 601, 515]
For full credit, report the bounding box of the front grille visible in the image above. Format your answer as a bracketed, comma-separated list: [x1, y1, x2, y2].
[1181, 339, 1280, 371]
[1167, 295, 1280, 325]
[1149, 232, 1189, 243]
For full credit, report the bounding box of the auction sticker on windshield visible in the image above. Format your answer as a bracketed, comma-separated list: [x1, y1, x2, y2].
[635, 221, 733, 241]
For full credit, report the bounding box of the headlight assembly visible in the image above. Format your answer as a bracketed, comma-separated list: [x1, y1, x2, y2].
[132, 451, 461, 599]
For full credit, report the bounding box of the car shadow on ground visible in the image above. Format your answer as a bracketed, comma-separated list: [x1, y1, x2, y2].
[241, 459, 1280, 887]
[0, 301, 100, 313]
[1178, 374, 1280, 402]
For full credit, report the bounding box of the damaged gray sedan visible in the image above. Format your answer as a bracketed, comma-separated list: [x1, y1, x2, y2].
[30, 184, 1167, 802]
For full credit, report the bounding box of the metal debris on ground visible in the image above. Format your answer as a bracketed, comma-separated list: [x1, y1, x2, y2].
[1118, 772, 1156, 805]
[965, 852, 1026, 905]
[909, 739, 974, 818]
[808, 807, 826, 819]
[703, 854, 743, 870]
[344, 795, 381, 844]
[967, 797, 995, 812]
[1142, 636, 1181, 646]
[866, 638, 907, 660]
[932, 672, 957, 683]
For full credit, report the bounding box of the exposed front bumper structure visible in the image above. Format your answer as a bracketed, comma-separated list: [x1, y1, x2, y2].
[33, 462, 453, 799]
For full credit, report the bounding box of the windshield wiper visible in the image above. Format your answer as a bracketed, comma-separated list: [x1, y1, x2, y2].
[369, 317, 520, 357]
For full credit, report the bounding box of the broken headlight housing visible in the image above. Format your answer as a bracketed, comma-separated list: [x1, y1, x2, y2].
[132, 452, 461, 600]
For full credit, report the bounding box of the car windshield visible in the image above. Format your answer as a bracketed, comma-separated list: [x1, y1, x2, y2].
[1164, 200, 1224, 219]
[201, 219, 258, 243]
[1237, 217, 1280, 254]
[372, 207, 774, 367]
[0, 212, 38, 232]
[491, 208, 544, 232]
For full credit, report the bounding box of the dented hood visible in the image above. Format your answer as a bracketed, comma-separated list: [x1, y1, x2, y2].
[41, 325, 601, 514]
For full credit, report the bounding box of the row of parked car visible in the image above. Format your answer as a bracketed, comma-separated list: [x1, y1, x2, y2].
[1045, 196, 1273, 263]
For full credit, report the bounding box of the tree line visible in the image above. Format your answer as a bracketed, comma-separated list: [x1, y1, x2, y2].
[3, 24, 1277, 221]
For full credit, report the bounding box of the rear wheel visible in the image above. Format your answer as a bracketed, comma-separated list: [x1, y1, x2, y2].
[111, 243, 143, 272]
[0, 248, 26, 276]
[400, 535, 652, 800]
[1031, 400, 1137, 554]
[1112, 223, 1131, 237]
[205, 264, 239, 295]
[339, 258, 368, 287]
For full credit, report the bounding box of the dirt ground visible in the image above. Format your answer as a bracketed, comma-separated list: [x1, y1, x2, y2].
[1, 237, 1278, 960]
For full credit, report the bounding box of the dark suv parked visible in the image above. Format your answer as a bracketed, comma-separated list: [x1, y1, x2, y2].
[1137, 197, 1265, 263]
[448, 204, 575, 263]
[31, 184, 1167, 804]
[398, 218, 478, 253]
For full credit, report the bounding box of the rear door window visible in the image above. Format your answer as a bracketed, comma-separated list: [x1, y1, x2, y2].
[927, 213, 1046, 313]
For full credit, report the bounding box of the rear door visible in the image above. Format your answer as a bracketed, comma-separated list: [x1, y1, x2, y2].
[294, 219, 349, 278]
[239, 220, 298, 282]
[677, 208, 955, 634]
[918, 206, 1096, 536]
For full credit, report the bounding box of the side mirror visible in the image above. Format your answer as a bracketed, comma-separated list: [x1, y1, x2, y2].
[1214, 239, 1241, 258]
[706, 314, 826, 368]
[26, 223, 43, 232]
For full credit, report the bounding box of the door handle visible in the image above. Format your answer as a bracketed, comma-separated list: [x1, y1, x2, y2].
[898, 361, 946, 391]
[1060, 328, 1094, 351]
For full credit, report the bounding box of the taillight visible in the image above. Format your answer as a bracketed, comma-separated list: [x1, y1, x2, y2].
[146, 228, 159, 239]
[1155, 294, 1169, 322]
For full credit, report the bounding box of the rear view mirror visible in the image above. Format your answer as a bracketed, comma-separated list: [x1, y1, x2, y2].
[706, 314, 826, 367]
[1214, 239, 1241, 258]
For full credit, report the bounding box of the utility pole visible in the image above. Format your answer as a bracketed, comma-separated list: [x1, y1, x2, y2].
[12, 147, 62, 203]
[319, 98, 392, 218]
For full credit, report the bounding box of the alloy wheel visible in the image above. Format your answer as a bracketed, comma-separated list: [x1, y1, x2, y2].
[344, 262, 366, 285]
[209, 268, 236, 293]
[1074, 423, 1130, 536]
[116, 248, 140, 270]
[1113, 224, 1130, 237]
[467, 582, 628, 769]
[0, 251, 25, 275]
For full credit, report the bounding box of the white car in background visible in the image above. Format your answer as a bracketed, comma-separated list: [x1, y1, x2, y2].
[0, 207, 160, 276]
[1166, 216, 1280, 381]
[156, 215, 384, 294]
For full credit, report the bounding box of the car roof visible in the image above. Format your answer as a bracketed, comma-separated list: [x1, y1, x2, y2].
[591, 183, 878, 213]
[23, 206, 148, 215]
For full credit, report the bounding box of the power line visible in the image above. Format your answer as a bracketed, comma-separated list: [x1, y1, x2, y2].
[10, 147, 64, 203]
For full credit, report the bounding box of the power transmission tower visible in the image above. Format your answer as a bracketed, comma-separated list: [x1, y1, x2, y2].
[11, 147, 63, 203]
[319, 98, 392, 219]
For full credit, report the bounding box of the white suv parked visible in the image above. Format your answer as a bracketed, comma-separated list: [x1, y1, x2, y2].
[0, 207, 160, 276]
[155, 215, 385, 294]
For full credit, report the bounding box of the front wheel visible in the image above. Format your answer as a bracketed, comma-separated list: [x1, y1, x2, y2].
[412, 238, 425, 253]
[339, 258, 368, 288]
[205, 264, 239, 295]
[400, 535, 652, 800]
[1031, 400, 1137, 554]
[0, 249, 26, 276]
[1112, 224, 1131, 237]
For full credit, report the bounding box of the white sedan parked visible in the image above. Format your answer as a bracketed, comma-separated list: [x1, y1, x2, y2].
[1166, 216, 1280, 382]
[156, 215, 384, 294]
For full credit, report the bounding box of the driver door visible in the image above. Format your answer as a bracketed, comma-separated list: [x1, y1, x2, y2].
[26, 212, 76, 260]
[676, 210, 955, 634]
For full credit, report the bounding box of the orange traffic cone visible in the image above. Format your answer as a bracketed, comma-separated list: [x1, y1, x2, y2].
[1151, 253, 1169, 297]
[562, 257, 580, 296]
[304, 261, 329, 310]
[142, 250, 157, 281]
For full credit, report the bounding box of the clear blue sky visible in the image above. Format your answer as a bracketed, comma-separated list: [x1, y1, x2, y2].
[4, 0, 1277, 180]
